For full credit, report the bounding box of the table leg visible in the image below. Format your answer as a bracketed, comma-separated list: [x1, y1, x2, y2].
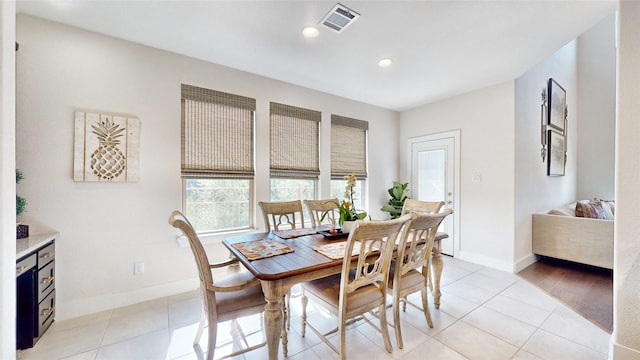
[261, 280, 286, 360]
[431, 246, 444, 309]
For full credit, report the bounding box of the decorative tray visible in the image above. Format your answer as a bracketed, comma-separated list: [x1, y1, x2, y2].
[318, 229, 349, 240]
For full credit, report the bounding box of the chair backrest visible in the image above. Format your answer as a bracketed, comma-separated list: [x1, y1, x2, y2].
[395, 209, 453, 278]
[340, 214, 413, 298]
[401, 199, 445, 215]
[304, 199, 339, 228]
[168, 210, 214, 288]
[258, 200, 305, 231]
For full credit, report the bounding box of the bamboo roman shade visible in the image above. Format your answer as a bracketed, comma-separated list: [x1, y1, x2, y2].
[181, 84, 255, 179]
[331, 115, 368, 178]
[269, 102, 321, 179]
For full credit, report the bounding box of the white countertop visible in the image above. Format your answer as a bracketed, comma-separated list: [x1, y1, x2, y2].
[16, 232, 58, 260]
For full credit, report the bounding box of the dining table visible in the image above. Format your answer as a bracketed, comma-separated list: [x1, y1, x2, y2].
[223, 228, 448, 360]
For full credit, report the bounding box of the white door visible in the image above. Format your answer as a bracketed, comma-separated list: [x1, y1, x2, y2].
[409, 130, 459, 256]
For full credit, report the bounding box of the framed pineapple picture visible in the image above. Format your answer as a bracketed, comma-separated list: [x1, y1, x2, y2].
[73, 111, 140, 182]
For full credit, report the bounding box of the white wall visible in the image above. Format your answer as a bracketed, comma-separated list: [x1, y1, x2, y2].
[612, 1, 640, 357]
[0, 2, 17, 359]
[400, 29, 614, 273]
[15, 15, 400, 319]
[399, 82, 516, 271]
[513, 41, 579, 268]
[577, 13, 616, 201]
[513, 16, 616, 271]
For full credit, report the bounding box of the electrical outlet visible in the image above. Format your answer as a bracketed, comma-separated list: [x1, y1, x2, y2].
[134, 262, 145, 275]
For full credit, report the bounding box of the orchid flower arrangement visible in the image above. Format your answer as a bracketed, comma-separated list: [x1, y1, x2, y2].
[336, 173, 367, 226]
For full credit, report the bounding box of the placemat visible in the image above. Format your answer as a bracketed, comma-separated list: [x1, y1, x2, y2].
[273, 228, 318, 239]
[313, 241, 361, 260]
[232, 238, 294, 261]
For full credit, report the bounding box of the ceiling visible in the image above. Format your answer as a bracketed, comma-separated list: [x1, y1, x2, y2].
[16, 0, 617, 112]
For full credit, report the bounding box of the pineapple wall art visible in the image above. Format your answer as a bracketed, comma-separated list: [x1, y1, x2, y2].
[74, 111, 140, 182]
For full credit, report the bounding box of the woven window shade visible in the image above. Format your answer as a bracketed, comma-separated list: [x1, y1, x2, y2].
[181, 84, 255, 179]
[269, 102, 320, 178]
[331, 115, 368, 178]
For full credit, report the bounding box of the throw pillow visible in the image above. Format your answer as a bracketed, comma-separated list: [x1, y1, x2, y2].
[575, 199, 604, 219]
[603, 200, 615, 216]
[598, 198, 615, 220]
[575, 198, 615, 220]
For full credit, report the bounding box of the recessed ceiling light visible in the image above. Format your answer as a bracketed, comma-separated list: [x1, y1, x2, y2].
[302, 26, 319, 38]
[378, 58, 393, 67]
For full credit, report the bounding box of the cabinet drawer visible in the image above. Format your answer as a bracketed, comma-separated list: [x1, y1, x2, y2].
[16, 254, 37, 278]
[37, 242, 56, 268]
[37, 260, 55, 303]
[36, 290, 55, 338]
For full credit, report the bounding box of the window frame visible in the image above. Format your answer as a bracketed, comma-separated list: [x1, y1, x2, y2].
[181, 84, 256, 234]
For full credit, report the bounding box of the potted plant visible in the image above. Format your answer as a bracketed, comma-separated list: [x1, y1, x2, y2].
[335, 173, 367, 232]
[381, 181, 409, 219]
[16, 169, 29, 239]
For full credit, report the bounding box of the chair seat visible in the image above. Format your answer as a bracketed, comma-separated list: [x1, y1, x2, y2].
[387, 267, 424, 291]
[213, 271, 266, 317]
[303, 273, 384, 314]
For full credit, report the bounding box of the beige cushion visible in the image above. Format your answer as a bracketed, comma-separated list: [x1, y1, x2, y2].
[387, 267, 424, 291]
[548, 202, 576, 216]
[303, 273, 383, 312]
[214, 271, 266, 315]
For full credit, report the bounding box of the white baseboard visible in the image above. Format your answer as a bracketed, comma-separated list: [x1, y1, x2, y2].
[456, 250, 514, 273]
[514, 253, 539, 273]
[55, 278, 200, 321]
[610, 342, 640, 360]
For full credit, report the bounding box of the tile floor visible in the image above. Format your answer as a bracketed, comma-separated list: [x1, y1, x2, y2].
[17, 256, 611, 360]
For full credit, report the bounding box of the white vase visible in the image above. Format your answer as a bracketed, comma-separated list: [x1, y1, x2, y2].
[341, 220, 355, 234]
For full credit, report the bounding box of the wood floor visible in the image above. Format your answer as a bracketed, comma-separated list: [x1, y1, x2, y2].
[518, 256, 613, 333]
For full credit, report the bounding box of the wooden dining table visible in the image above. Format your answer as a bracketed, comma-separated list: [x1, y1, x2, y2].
[223, 229, 448, 360]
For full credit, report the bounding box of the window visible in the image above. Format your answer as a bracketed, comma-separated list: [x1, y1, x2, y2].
[330, 178, 365, 211]
[181, 84, 255, 233]
[331, 114, 368, 210]
[269, 102, 320, 222]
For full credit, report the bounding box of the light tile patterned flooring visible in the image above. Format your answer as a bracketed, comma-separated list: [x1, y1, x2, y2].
[18, 256, 610, 360]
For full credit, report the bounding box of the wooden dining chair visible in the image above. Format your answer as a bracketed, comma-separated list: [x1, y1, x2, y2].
[387, 208, 453, 349]
[168, 210, 270, 360]
[401, 199, 446, 291]
[300, 214, 413, 359]
[304, 198, 339, 228]
[259, 200, 305, 231]
[401, 198, 445, 215]
[258, 200, 306, 331]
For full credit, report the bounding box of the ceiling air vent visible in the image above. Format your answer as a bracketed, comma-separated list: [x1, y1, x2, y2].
[320, 3, 360, 33]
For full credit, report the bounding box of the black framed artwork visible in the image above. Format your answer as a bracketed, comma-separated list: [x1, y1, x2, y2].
[547, 129, 566, 176]
[547, 78, 566, 132]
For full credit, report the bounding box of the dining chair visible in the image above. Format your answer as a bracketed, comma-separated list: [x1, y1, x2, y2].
[258, 200, 305, 331]
[304, 198, 339, 228]
[388, 208, 453, 349]
[400, 199, 446, 291]
[259, 200, 305, 231]
[401, 198, 445, 215]
[300, 214, 413, 359]
[168, 210, 271, 360]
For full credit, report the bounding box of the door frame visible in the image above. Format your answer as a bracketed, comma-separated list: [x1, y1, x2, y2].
[407, 129, 461, 256]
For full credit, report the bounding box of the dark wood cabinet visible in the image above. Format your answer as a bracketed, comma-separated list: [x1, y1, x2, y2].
[16, 237, 56, 349]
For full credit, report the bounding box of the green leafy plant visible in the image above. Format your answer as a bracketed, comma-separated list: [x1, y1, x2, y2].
[381, 181, 409, 219]
[16, 169, 27, 217]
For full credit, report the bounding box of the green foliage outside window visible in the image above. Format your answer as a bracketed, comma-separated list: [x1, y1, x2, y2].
[185, 179, 251, 233]
[270, 178, 316, 223]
